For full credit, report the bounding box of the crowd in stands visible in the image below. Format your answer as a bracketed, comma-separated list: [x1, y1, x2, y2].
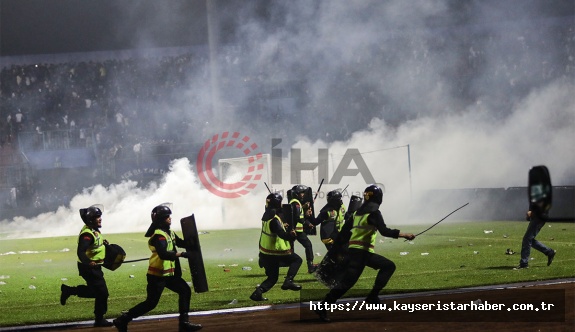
[0, 16, 572, 217]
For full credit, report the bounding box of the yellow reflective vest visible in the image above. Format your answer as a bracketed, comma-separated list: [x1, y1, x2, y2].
[77, 225, 106, 264]
[259, 215, 292, 255]
[348, 212, 377, 252]
[147, 229, 176, 277]
[289, 198, 305, 233]
[327, 205, 347, 232]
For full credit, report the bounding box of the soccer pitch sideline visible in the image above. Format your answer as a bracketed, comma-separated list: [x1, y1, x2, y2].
[0, 221, 573, 327]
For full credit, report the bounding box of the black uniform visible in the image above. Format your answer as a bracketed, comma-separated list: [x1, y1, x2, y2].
[250, 208, 303, 301]
[77, 231, 109, 322]
[290, 199, 316, 272]
[125, 230, 191, 318]
[60, 227, 111, 327]
[113, 225, 202, 332]
[323, 202, 400, 305]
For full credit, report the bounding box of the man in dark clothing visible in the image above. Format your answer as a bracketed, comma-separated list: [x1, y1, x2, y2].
[250, 193, 303, 301]
[289, 185, 317, 273]
[516, 201, 556, 269]
[60, 205, 113, 327]
[113, 204, 202, 332]
[315, 185, 415, 322]
[314, 190, 347, 250]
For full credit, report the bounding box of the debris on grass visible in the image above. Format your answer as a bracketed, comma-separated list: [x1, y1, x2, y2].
[228, 299, 238, 305]
[400, 252, 409, 256]
[421, 253, 429, 256]
[506, 248, 515, 255]
[483, 230, 493, 234]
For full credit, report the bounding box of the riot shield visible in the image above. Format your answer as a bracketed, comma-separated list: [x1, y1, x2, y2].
[347, 195, 363, 215]
[528, 165, 552, 212]
[103, 243, 126, 271]
[314, 248, 348, 289]
[180, 215, 209, 293]
[281, 203, 294, 232]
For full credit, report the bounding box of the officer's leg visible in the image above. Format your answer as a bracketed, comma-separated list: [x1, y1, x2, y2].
[280, 253, 302, 291]
[250, 255, 279, 301]
[166, 277, 201, 331]
[296, 232, 316, 272]
[365, 253, 396, 303]
[114, 275, 165, 331]
[316, 249, 367, 322]
[326, 249, 367, 302]
[165, 276, 192, 315]
[127, 275, 165, 318]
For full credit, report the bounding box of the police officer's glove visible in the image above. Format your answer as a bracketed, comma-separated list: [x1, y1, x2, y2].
[180, 251, 191, 259]
[322, 238, 334, 245]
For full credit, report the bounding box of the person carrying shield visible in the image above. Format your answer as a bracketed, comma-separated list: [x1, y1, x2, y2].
[250, 193, 303, 301]
[60, 204, 113, 327]
[289, 184, 318, 273]
[315, 185, 416, 322]
[314, 189, 347, 250]
[113, 204, 202, 332]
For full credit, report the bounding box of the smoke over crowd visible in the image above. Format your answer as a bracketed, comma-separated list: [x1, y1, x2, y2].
[0, 0, 573, 238]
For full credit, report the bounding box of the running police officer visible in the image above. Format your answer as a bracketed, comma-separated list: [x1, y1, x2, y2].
[113, 204, 202, 332]
[289, 184, 317, 273]
[315, 185, 416, 322]
[60, 205, 113, 327]
[250, 193, 303, 301]
[314, 189, 347, 250]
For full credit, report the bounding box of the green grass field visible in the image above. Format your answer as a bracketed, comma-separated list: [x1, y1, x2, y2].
[0, 220, 574, 327]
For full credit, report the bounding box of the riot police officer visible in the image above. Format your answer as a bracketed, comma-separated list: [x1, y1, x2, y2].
[315, 185, 416, 322]
[60, 205, 113, 327]
[113, 204, 202, 332]
[289, 184, 317, 273]
[314, 189, 347, 250]
[250, 193, 303, 301]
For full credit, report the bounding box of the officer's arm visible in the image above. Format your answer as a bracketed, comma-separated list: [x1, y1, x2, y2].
[152, 235, 179, 261]
[369, 211, 400, 238]
[330, 216, 353, 251]
[270, 218, 295, 241]
[76, 233, 94, 265]
[173, 232, 189, 248]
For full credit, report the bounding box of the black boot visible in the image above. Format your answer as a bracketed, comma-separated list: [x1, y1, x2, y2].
[249, 287, 268, 301]
[307, 262, 318, 274]
[365, 293, 381, 304]
[281, 276, 302, 291]
[314, 302, 331, 323]
[94, 317, 113, 327]
[112, 313, 131, 332]
[179, 314, 202, 331]
[60, 284, 73, 305]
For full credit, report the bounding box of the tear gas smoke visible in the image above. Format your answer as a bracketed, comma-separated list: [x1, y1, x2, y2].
[0, 0, 572, 239]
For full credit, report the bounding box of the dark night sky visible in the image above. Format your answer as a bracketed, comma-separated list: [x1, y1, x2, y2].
[0, 0, 209, 56]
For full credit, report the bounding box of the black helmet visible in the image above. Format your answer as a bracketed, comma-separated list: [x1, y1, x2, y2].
[266, 193, 283, 209]
[327, 190, 343, 206]
[80, 204, 103, 224]
[291, 185, 307, 195]
[151, 204, 172, 223]
[363, 185, 383, 205]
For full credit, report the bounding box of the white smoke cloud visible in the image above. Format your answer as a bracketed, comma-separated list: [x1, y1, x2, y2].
[0, 0, 573, 238]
